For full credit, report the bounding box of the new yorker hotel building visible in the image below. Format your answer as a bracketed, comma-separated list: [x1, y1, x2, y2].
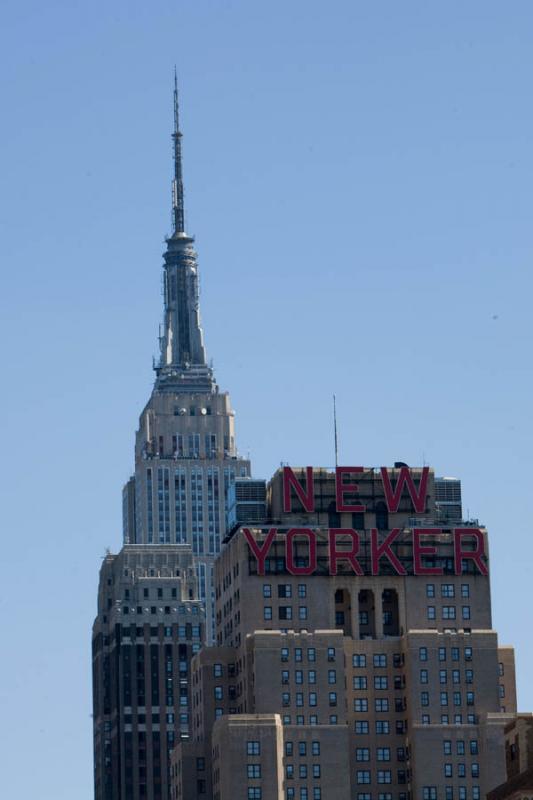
[170, 465, 516, 800]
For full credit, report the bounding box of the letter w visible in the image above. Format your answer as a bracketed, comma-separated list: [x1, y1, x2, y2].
[380, 466, 429, 513]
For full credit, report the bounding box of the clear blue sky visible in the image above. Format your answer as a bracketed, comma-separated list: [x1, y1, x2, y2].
[1, 1, 532, 796]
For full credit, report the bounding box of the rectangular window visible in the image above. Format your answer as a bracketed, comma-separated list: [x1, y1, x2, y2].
[353, 654, 367, 667]
[461, 584, 470, 598]
[441, 584, 455, 598]
[278, 584, 292, 598]
[247, 741, 260, 755]
[426, 584, 435, 597]
[420, 669, 428, 684]
[421, 692, 429, 707]
[440, 670, 447, 684]
[353, 676, 368, 690]
[375, 676, 388, 690]
[263, 584, 272, 598]
[298, 584, 307, 598]
[419, 647, 428, 661]
[327, 647, 336, 662]
[427, 606, 436, 620]
[375, 698, 389, 712]
[355, 720, 370, 734]
[247, 790, 261, 800]
[307, 648, 316, 662]
[439, 647, 446, 662]
[328, 670, 337, 684]
[374, 654, 387, 667]
[443, 741, 452, 755]
[462, 606, 471, 620]
[354, 698, 368, 712]
[308, 670, 316, 684]
[247, 765, 261, 779]
[298, 606, 308, 620]
[376, 721, 390, 734]
[356, 748, 370, 762]
[422, 788, 437, 800]
[356, 771, 371, 785]
[442, 606, 456, 619]
[281, 648, 289, 662]
[377, 771, 392, 784]
[377, 748, 391, 761]
[264, 607, 272, 620]
[279, 606, 293, 620]
[440, 692, 448, 706]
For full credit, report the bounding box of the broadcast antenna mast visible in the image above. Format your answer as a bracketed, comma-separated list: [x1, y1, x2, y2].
[333, 394, 339, 468]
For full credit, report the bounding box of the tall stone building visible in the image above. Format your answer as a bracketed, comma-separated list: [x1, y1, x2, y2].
[93, 77, 250, 800]
[171, 465, 517, 800]
[122, 75, 250, 640]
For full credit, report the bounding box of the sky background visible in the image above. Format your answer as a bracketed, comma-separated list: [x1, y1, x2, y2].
[1, 1, 532, 796]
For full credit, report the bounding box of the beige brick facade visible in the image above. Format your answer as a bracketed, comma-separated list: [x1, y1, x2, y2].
[169, 466, 517, 800]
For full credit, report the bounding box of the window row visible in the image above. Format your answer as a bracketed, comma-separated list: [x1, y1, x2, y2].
[285, 764, 321, 779]
[355, 720, 406, 735]
[420, 669, 474, 684]
[281, 647, 336, 663]
[419, 647, 472, 662]
[264, 606, 308, 621]
[426, 606, 471, 621]
[420, 691, 475, 707]
[283, 670, 337, 685]
[282, 692, 337, 707]
[421, 714, 477, 725]
[263, 583, 307, 598]
[423, 787, 480, 800]
[426, 584, 470, 599]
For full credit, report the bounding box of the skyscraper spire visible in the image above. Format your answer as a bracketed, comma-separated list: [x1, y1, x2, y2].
[172, 67, 185, 235]
[154, 73, 213, 391]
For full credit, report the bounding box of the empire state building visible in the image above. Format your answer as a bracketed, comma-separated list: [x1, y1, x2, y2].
[122, 76, 251, 640]
[92, 78, 251, 800]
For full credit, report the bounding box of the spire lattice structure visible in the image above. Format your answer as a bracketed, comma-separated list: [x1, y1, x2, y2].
[172, 68, 185, 235]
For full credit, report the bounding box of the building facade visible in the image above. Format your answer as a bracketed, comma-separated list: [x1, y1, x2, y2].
[171, 465, 517, 800]
[487, 716, 533, 800]
[92, 545, 204, 799]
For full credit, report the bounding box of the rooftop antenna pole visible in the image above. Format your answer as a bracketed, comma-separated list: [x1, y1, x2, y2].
[172, 67, 185, 234]
[333, 394, 339, 468]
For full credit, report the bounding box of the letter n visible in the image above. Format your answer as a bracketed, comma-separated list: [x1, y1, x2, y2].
[283, 467, 315, 512]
